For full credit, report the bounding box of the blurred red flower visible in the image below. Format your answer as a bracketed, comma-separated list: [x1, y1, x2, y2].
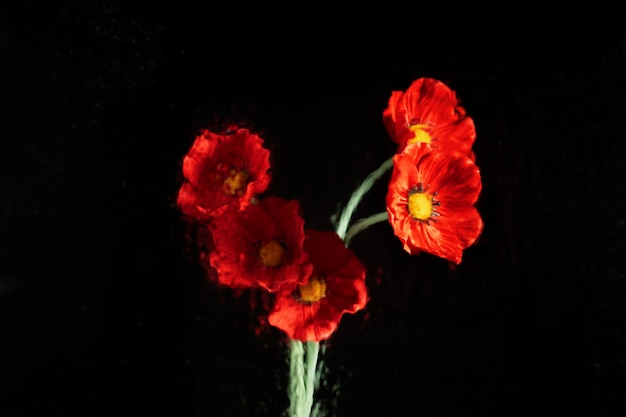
[268, 229, 368, 342]
[177, 128, 271, 220]
[386, 142, 483, 264]
[209, 196, 312, 292]
[383, 77, 476, 159]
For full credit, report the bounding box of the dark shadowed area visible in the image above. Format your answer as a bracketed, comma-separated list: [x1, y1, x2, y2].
[1, 5, 625, 416]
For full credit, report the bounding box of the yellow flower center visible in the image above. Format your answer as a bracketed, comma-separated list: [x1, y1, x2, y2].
[408, 192, 433, 221]
[408, 124, 432, 144]
[298, 275, 326, 303]
[223, 169, 249, 196]
[259, 240, 284, 267]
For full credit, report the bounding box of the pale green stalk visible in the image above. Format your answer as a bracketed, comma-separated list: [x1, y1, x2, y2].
[288, 340, 320, 417]
[344, 211, 389, 248]
[334, 157, 393, 241]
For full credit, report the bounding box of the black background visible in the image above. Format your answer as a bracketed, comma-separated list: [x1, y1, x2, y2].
[1, 4, 625, 417]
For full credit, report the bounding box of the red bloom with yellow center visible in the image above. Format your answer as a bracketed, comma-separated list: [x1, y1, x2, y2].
[177, 127, 271, 219]
[268, 229, 368, 342]
[386, 142, 483, 265]
[209, 195, 312, 292]
[383, 77, 476, 159]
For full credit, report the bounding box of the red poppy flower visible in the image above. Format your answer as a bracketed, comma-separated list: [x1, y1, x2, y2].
[208, 195, 312, 292]
[386, 142, 483, 264]
[383, 77, 476, 158]
[267, 229, 368, 342]
[176, 128, 271, 220]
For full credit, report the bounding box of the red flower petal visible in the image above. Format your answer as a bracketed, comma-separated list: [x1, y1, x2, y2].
[176, 128, 271, 219]
[301, 229, 350, 275]
[383, 78, 476, 158]
[382, 91, 404, 139]
[386, 143, 483, 264]
[267, 229, 368, 342]
[209, 196, 312, 292]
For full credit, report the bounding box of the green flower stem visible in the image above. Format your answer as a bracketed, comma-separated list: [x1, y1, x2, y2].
[334, 157, 393, 241]
[305, 341, 320, 414]
[344, 211, 389, 248]
[289, 340, 321, 417]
